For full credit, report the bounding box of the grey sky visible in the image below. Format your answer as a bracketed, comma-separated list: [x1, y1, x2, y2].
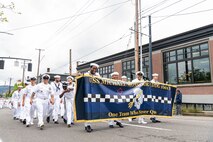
[0, 0, 213, 85]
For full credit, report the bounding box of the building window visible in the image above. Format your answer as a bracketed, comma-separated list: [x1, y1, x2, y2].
[142, 57, 149, 79]
[99, 65, 114, 78]
[163, 42, 211, 84]
[122, 60, 135, 80]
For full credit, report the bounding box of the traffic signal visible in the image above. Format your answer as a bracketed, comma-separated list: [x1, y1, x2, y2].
[0, 60, 5, 69]
[28, 63, 32, 71]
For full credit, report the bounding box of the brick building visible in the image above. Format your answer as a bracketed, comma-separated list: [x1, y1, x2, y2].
[77, 24, 213, 111]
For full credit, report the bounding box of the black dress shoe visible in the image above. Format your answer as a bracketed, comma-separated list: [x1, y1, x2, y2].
[23, 119, 26, 125]
[116, 122, 124, 128]
[67, 124, 71, 128]
[109, 125, 114, 128]
[71, 122, 74, 125]
[85, 126, 93, 132]
[13, 117, 16, 120]
[53, 119, 55, 122]
[54, 121, 59, 124]
[40, 124, 44, 130]
[46, 116, 50, 123]
[26, 124, 30, 127]
[63, 118, 67, 124]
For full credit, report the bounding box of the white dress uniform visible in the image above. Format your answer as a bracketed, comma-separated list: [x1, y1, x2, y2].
[19, 88, 26, 121]
[84, 71, 100, 128]
[33, 83, 54, 127]
[11, 90, 22, 119]
[132, 78, 147, 124]
[24, 84, 36, 125]
[51, 81, 63, 122]
[63, 82, 75, 125]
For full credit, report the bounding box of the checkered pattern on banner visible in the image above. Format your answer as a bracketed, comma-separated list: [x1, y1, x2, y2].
[84, 94, 172, 104]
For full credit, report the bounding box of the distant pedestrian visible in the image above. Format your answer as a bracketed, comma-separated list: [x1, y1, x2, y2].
[176, 90, 182, 115]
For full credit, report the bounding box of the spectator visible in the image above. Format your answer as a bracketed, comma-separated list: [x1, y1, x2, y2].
[176, 90, 182, 115]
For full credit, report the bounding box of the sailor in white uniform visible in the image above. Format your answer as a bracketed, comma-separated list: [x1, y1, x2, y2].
[50, 75, 63, 124]
[22, 77, 37, 127]
[30, 74, 54, 130]
[150, 73, 161, 123]
[84, 63, 100, 132]
[11, 85, 23, 120]
[60, 76, 75, 128]
[131, 71, 147, 124]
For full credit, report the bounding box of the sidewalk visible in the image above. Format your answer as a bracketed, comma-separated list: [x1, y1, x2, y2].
[182, 111, 213, 117]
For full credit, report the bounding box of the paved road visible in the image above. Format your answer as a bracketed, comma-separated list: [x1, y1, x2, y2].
[0, 108, 213, 142]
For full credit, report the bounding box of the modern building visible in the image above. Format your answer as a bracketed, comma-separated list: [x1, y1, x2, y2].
[77, 24, 213, 111]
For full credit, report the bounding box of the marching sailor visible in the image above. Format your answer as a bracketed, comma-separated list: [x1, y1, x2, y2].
[11, 85, 23, 120]
[50, 75, 63, 124]
[108, 72, 124, 128]
[60, 76, 75, 128]
[150, 73, 161, 123]
[30, 74, 54, 130]
[132, 71, 147, 124]
[22, 77, 37, 127]
[84, 63, 100, 132]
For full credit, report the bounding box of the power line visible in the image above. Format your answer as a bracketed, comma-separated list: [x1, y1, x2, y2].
[139, 0, 170, 15]
[51, 33, 133, 72]
[152, 8, 213, 18]
[6, 0, 130, 32]
[45, 3, 127, 51]
[148, 0, 183, 16]
[143, 0, 207, 28]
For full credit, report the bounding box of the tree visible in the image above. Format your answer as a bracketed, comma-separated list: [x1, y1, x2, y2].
[0, 2, 21, 22]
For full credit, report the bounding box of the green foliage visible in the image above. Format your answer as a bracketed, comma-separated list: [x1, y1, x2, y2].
[0, 2, 21, 22]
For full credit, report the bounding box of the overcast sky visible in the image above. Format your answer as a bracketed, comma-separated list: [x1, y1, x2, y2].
[0, 0, 213, 85]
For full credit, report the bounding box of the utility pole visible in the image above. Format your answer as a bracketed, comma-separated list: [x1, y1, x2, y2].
[22, 60, 26, 83]
[134, 0, 139, 73]
[36, 49, 45, 83]
[69, 49, 72, 75]
[139, 0, 143, 72]
[148, 15, 153, 80]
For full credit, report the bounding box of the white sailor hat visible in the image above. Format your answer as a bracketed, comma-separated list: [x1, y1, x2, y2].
[54, 75, 61, 78]
[111, 72, 119, 76]
[90, 63, 99, 68]
[121, 76, 127, 79]
[136, 71, 144, 76]
[67, 76, 74, 80]
[24, 81, 30, 85]
[152, 73, 159, 77]
[42, 74, 50, 80]
[17, 85, 23, 88]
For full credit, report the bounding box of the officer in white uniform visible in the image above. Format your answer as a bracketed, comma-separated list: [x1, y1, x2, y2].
[60, 76, 75, 128]
[121, 75, 127, 82]
[30, 74, 54, 130]
[150, 73, 161, 123]
[108, 72, 124, 128]
[84, 63, 100, 132]
[11, 85, 23, 120]
[50, 75, 63, 124]
[132, 71, 147, 124]
[22, 77, 37, 127]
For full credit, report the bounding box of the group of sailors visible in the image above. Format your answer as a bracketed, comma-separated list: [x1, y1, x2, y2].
[84, 63, 161, 133]
[10, 62, 161, 132]
[11, 74, 75, 130]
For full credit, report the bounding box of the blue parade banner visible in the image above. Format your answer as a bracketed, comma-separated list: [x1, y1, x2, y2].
[74, 75, 176, 122]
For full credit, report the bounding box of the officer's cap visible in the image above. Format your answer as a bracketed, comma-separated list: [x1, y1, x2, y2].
[42, 74, 50, 80]
[90, 63, 99, 68]
[111, 72, 119, 76]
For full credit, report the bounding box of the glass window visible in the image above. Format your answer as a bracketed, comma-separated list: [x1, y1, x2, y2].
[192, 45, 200, 57]
[177, 49, 183, 60]
[163, 42, 211, 84]
[178, 61, 192, 84]
[170, 51, 176, 61]
[193, 58, 211, 83]
[168, 63, 177, 84]
[127, 61, 131, 69]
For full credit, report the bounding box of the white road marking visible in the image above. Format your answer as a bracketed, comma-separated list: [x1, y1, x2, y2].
[122, 123, 172, 131]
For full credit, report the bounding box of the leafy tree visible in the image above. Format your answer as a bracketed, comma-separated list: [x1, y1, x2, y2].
[0, 2, 21, 22]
